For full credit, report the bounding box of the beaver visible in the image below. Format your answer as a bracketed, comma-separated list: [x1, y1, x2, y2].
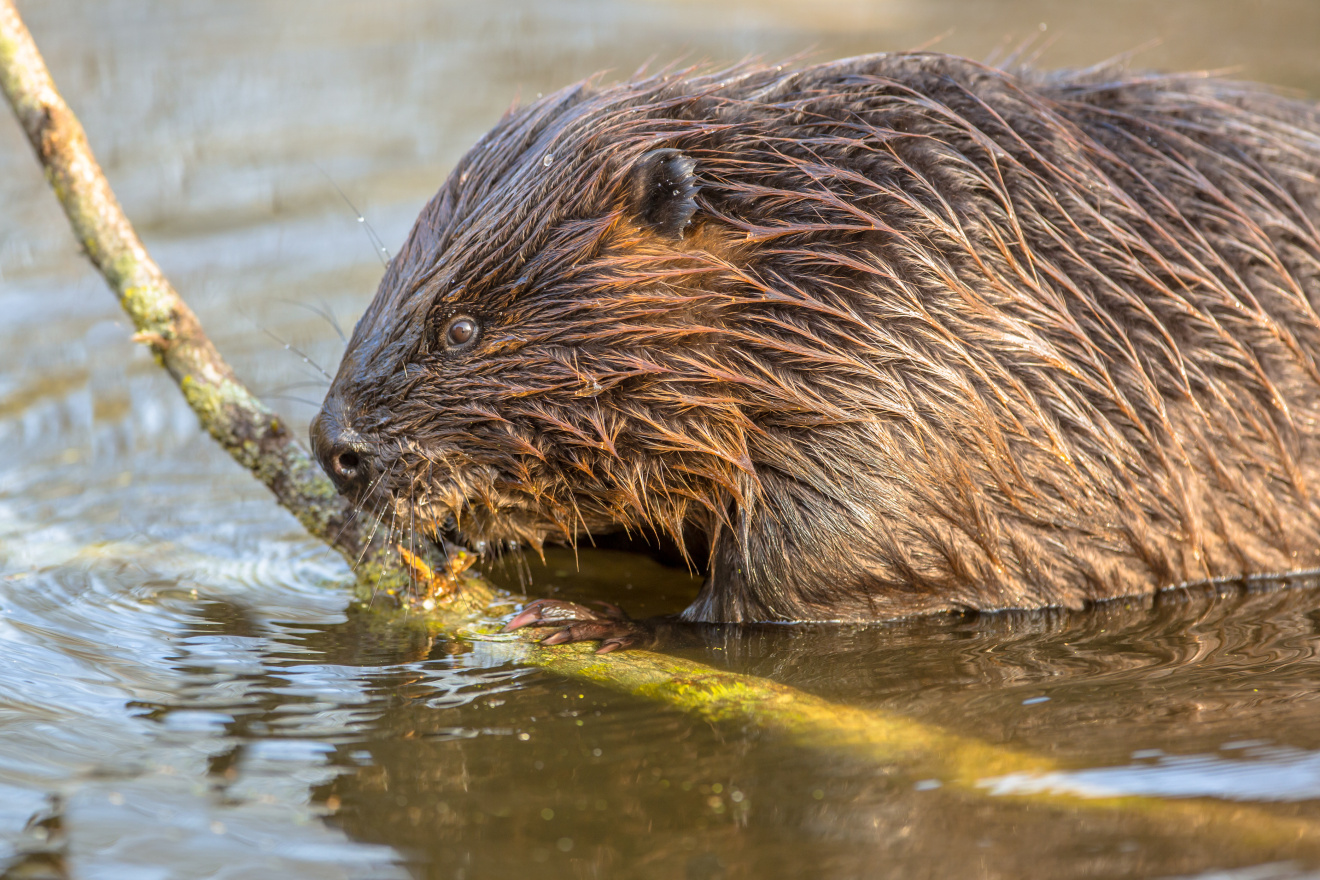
[311, 52, 1320, 650]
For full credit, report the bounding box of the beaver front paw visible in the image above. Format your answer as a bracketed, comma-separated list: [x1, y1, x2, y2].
[500, 598, 650, 653]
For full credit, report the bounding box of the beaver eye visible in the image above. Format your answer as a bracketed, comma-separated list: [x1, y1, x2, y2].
[443, 316, 479, 349]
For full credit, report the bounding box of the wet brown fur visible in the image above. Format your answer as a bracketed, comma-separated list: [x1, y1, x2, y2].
[315, 52, 1320, 623]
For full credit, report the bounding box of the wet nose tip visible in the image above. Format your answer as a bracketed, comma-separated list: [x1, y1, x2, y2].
[310, 403, 372, 497]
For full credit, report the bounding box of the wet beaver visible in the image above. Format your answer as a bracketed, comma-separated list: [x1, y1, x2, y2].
[312, 52, 1320, 649]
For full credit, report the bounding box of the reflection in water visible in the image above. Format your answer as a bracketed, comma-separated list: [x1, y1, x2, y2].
[305, 574, 1320, 877]
[82, 571, 1320, 879]
[4, 0, 1320, 877]
[3, 530, 1320, 876]
[985, 746, 1320, 802]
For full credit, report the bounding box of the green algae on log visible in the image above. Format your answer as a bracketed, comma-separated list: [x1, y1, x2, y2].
[467, 633, 1320, 859]
[0, 0, 449, 599]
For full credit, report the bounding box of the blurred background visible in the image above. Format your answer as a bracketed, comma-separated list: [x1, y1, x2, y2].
[7, 0, 1320, 449]
[5, 2, 1320, 878]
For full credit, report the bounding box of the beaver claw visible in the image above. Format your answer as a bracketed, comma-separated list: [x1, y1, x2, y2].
[501, 598, 648, 653]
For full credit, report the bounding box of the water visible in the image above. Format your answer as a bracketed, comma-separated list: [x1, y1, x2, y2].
[4, 1, 1320, 877]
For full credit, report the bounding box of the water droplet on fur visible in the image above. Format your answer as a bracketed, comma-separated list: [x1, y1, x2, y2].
[542, 153, 554, 168]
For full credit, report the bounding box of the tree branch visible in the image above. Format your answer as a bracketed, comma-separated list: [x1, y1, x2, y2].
[0, 0, 456, 598]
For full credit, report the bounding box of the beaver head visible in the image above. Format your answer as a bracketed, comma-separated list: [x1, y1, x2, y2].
[310, 76, 732, 558]
[312, 53, 1320, 622]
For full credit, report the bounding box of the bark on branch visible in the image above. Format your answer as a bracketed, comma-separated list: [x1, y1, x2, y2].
[0, 0, 453, 597]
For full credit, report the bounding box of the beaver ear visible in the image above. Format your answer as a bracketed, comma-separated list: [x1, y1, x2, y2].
[626, 148, 699, 239]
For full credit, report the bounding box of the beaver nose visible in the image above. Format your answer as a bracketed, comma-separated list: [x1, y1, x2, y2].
[310, 401, 375, 498]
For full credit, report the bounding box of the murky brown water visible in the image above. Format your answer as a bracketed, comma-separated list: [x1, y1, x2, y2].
[6, 1, 1320, 877]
